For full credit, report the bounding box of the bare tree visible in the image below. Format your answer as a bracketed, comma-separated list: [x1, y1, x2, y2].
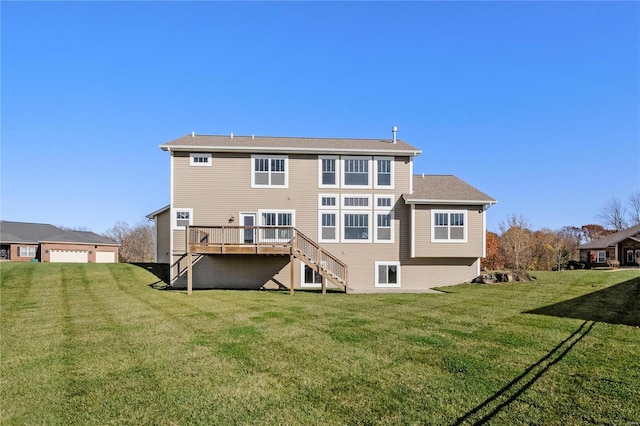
[550, 235, 571, 271]
[597, 197, 628, 231]
[499, 214, 533, 270]
[105, 220, 155, 263]
[558, 226, 582, 260]
[628, 191, 640, 226]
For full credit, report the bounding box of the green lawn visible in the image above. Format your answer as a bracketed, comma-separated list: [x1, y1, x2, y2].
[1, 263, 639, 425]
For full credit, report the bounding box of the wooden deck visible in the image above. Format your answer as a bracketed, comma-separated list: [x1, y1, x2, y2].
[180, 226, 348, 295]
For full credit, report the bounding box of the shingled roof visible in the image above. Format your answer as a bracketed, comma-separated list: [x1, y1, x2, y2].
[0, 221, 118, 245]
[580, 223, 640, 249]
[160, 134, 422, 156]
[404, 175, 496, 204]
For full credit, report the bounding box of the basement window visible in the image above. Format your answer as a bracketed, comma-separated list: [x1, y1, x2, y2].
[375, 261, 400, 287]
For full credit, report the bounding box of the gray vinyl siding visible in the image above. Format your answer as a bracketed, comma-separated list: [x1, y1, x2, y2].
[413, 205, 485, 258]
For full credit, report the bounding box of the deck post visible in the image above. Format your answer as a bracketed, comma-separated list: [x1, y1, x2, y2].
[187, 227, 193, 295]
[321, 273, 326, 295]
[290, 253, 295, 295]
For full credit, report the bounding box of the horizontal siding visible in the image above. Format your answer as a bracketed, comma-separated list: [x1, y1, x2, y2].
[172, 255, 290, 290]
[413, 205, 484, 258]
[400, 258, 480, 290]
[156, 209, 171, 263]
[169, 151, 485, 291]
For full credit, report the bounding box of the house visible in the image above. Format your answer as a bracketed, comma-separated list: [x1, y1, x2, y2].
[148, 131, 496, 293]
[0, 220, 119, 263]
[579, 223, 640, 268]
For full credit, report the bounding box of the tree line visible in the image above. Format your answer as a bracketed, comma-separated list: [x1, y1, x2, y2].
[104, 220, 155, 263]
[483, 192, 640, 271]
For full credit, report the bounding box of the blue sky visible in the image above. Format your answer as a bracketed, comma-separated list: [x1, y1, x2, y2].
[2, 1, 639, 234]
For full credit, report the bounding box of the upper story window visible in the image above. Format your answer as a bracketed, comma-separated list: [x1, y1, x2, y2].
[374, 157, 393, 188]
[432, 210, 467, 242]
[342, 195, 371, 209]
[319, 156, 339, 188]
[319, 212, 339, 243]
[172, 208, 193, 230]
[343, 212, 371, 243]
[342, 156, 371, 188]
[375, 211, 393, 243]
[319, 194, 338, 209]
[252, 155, 288, 188]
[375, 195, 393, 208]
[190, 153, 211, 166]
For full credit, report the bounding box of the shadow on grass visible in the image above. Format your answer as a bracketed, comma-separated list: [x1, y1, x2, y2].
[130, 262, 170, 284]
[525, 277, 640, 327]
[453, 320, 595, 425]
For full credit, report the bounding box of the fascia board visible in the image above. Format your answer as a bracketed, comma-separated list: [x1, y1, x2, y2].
[39, 240, 120, 246]
[403, 198, 497, 206]
[160, 144, 421, 157]
[146, 205, 171, 220]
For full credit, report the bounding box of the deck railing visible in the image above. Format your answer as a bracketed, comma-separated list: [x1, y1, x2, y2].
[187, 225, 348, 288]
[189, 226, 294, 247]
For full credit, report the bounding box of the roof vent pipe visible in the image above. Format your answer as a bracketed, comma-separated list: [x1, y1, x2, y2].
[230, 132, 234, 139]
[392, 126, 398, 143]
[191, 131, 195, 138]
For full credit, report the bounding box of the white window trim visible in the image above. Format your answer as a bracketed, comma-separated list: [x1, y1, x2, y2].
[374, 210, 394, 244]
[318, 210, 340, 243]
[373, 156, 394, 189]
[258, 209, 295, 242]
[341, 211, 372, 243]
[251, 154, 289, 188]
[596, 251, 606, 263]
[19, 246, 36, 257]
[375, 261, 401, 288]
[318, 194, 338, 210]
[341, 156, 372, 189]
[374, 194, 394, 209]
[341, 194, 372, 210]
[318, 155, 340, 188]
[431, 210, 468, 243]
[172, 208, 193, 230]
[300, 262, 323, 288]
[190, 153, 212, 167]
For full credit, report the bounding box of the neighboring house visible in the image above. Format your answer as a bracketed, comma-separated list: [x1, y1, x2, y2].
[148, 131, 496, 293]
[579, 223, 640, 268]
[0, 221, 119, 263]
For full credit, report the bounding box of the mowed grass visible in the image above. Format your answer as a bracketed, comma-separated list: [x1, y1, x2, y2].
[1, 263, 639, 425]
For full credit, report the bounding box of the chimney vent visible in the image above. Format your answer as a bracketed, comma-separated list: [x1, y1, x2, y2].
[392, 126, 398, 143]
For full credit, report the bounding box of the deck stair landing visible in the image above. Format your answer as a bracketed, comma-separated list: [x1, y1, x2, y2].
[172, 226, 348, 293]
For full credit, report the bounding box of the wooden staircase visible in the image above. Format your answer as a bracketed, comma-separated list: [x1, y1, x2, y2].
[171, 226, 348, 293]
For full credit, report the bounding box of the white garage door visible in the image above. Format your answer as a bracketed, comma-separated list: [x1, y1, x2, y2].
[50, 250, 89, 263]
[96, 251, 116, 263]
